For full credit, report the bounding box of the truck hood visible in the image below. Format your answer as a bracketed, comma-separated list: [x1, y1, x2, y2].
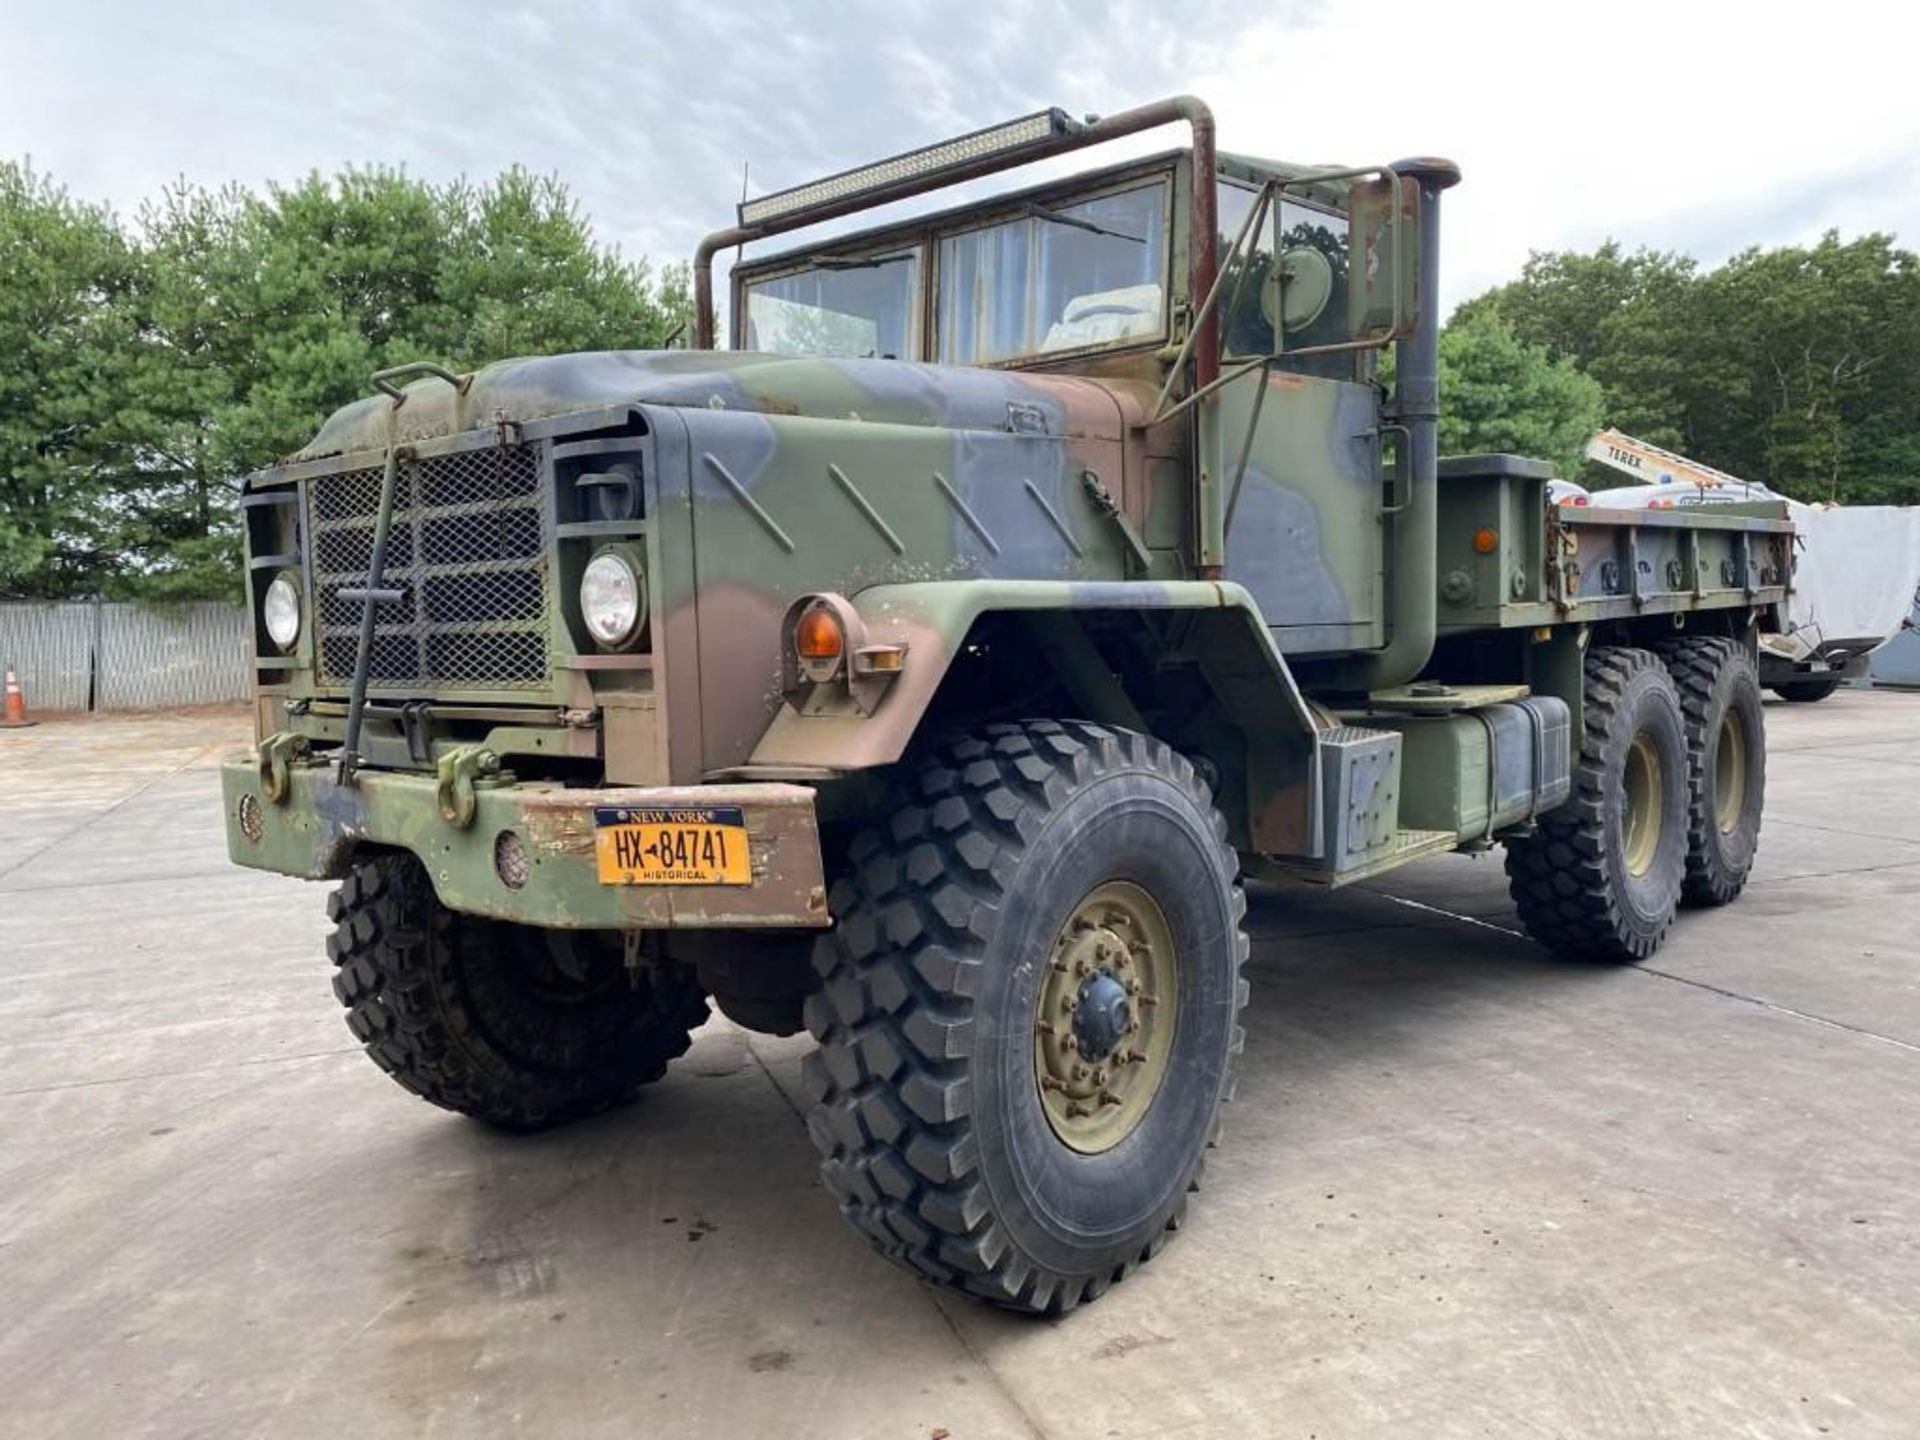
[293, 349, 1136, 461]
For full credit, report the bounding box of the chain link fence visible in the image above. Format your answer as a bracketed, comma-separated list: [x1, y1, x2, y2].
[0, 601, 249, 712]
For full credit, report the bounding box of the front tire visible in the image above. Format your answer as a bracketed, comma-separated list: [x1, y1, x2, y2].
[802, 721, 1248, 1314]
[327, 854, 708, 1130]
[1505, 647, 1690, 962]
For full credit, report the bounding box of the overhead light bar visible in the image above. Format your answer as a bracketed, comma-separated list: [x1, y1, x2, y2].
[738, 108, 1079, 228]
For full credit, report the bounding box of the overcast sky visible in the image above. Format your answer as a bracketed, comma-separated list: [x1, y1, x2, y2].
[8, 0, 1919, 314]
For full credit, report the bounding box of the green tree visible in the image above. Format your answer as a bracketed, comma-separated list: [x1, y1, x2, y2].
[1703, 234, 1920, 503]
[0, 162, 142, 597]
[0, 162, 693, 601]
[116, 180, 254, 599]
[1463, 232, 1920, 504]
[433, 169, 690, 363]
[1433, 310, 1607, 476]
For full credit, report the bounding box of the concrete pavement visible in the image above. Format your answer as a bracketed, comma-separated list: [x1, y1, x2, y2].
[2, 693, 1916, 1438]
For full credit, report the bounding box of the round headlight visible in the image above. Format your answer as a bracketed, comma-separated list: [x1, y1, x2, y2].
[263, 574, 302, 652]
[580, 551, 644, 648]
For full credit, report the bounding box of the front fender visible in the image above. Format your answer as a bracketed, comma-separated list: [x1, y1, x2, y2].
[743, 582, 1320, 853]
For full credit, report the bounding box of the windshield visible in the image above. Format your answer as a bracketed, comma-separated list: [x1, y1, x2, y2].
[744, 250, 919, 358]
[937, 180, 1168, 364]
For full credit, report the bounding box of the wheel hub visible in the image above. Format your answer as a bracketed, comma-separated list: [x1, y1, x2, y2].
[1714, 708, 1748, 834]
[1623, 731, 1664, 878]
[1033, 880, 1178, 1154]
[1071, 970, 1132, 1061]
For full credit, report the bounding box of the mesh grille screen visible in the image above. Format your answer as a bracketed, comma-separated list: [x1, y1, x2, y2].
[309, 446, 550, 691]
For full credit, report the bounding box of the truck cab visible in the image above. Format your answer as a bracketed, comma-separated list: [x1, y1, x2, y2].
[727, 142, 1400, 664]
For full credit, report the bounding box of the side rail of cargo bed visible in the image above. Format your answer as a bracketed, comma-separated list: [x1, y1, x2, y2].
[1543, 505, 1792, 624]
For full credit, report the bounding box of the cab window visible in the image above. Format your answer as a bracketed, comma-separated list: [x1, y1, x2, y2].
[937, 180, 1168, 364]
[1217, 180, 1353, 378]
[744, 250, 919, 358]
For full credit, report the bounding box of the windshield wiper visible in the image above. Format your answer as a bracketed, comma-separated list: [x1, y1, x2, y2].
[812, 253, 912, 271]
[1024, 203, 1144, 244]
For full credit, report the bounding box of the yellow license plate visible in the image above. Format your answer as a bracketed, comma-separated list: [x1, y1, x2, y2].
[594, 806, 751, 886]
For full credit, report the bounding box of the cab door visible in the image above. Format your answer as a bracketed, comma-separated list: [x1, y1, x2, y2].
[1204, 183, 1386, 654]
[1205, 367, 1385, 655]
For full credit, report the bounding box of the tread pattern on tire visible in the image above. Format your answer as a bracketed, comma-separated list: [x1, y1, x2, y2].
[1505, 646, 1680, 962]
[801, 719, 1248, 1315]
[327, 855, 707, 1130]
[1657, 635, 1762, 906]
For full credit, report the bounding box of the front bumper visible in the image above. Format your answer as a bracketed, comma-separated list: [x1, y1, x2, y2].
[221, 755, 829, 930]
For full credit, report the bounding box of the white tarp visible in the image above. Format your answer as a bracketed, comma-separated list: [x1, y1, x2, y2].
[1779, 503, 1920, 653]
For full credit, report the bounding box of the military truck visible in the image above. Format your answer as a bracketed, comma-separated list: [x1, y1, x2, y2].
[223, 97, 1790, 1314]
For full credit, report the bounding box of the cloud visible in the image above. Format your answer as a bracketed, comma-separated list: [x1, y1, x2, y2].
[4, 0, 1916, 315]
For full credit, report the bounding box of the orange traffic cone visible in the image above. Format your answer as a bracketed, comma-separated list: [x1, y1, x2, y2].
[2, 666, 35, 728]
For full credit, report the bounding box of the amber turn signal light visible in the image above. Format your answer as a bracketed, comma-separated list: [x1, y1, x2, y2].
[794, 605, 844, 661]
[1472, 527, 1499, 554]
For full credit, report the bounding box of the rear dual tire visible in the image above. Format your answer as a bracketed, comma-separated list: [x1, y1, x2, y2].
[1506, 647, 1690, 961]
[1660, 636, 1765, 906]
[1506, 640, 1765, 961]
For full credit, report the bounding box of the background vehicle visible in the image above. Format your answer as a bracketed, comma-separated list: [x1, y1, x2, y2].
[222, 98, 1791, 1312]
[1580, 429, 1920, 700]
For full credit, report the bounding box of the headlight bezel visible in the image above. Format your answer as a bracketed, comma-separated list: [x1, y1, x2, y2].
[579, 547, 647, 650]
[262, 572, 302, 653]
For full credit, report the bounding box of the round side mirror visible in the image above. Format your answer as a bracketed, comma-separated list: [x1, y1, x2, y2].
[1260, 246, 1335, 333]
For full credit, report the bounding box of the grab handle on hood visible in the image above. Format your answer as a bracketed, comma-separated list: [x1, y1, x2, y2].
[371, 362, 473, 406]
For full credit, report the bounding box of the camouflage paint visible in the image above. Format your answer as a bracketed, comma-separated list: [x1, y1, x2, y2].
[221, 128, 1792, 925]
[1207, 368, 1386, 653]
[746, 577, 1317, 770]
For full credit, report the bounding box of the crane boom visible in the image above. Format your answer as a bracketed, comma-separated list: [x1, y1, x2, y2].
[1584, 428, 1762, 495]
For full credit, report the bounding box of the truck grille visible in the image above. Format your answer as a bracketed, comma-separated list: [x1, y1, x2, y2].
[308, 445, 550, 691]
